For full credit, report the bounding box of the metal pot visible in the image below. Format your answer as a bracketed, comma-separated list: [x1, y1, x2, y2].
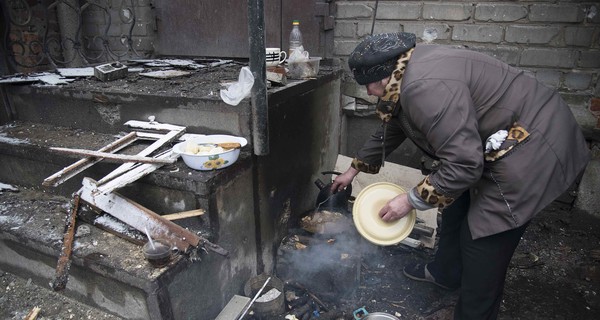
[362, 313, 400, 320]
[314, 171, 352, 213]
[353, 307, 399, 320]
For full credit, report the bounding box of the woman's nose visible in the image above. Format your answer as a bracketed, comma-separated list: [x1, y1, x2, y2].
[366, 83, 376, 96]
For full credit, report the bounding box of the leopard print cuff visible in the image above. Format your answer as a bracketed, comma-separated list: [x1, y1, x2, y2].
[484, 123, 530, 162]
[416, 175, 455, 209]
[351, 158, 381, 174]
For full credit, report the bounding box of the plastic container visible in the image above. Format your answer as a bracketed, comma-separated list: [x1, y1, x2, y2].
[244, 274, 285, 317]
[287, 57, 321, 79]
[289, 20, 303, 57]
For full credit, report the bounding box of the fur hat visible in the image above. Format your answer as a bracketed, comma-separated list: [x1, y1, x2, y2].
[348, 32, 417, 85]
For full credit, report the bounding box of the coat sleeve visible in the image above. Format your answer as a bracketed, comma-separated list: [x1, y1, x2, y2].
[353, 115, 407, 174]
[401, 79, 483, 202]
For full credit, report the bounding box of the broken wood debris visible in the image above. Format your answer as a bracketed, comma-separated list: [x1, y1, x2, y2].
[52, 194, 81, 291]
[286, 280, 329, 312]
[24, 306, 42, 320]
[163, 209, 205, 221]
[50, 147, 177, 164]
[40, 119, 228, 288]
[43, 131, 138, 187]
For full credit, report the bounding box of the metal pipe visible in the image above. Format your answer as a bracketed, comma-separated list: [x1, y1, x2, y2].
[247, 0, 269, 155]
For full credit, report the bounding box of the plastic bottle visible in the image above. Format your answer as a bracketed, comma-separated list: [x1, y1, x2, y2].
[289, 20, 303, 57]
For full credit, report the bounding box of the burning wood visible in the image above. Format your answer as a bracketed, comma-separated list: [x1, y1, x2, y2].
[300, 210, 352, 234]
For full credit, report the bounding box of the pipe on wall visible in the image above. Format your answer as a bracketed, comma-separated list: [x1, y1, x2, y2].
[247, 0, 269, 156]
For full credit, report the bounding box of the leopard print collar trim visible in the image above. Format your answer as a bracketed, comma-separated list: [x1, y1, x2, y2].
[381, 47, 414, 103]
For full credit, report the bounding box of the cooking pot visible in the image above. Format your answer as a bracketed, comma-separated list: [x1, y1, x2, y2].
[314, 171, 352, 213]
[362, 313, 399, 320]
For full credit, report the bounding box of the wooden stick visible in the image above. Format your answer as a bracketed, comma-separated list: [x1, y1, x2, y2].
[43, 132, 138, 187]
[97, 129, 183, 184]
[24, 306, 41, 320]
[162, 209, 205, 221]
[50, 147, 176, 164]
[52, 194, 80, 291]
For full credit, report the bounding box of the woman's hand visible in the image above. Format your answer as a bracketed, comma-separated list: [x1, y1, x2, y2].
[330, 167, 360, 193]
[379, 193, 414, 222]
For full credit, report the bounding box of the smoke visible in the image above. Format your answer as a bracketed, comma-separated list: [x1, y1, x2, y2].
[276, 219, 383, 297]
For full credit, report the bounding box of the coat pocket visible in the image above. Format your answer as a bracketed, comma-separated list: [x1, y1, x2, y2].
[470, 129, 566, 237]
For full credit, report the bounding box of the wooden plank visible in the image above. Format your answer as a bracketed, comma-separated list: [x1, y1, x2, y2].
[97, 129, 184, 185]
[80, 178, 199, 252]
[43, 132, 138, 187]
[50, 147, 177, 164]
[94, 150, 179, 195]
[124, 120, 186, 132]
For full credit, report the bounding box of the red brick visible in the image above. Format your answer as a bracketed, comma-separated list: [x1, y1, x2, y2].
[591, 98, 600, 112]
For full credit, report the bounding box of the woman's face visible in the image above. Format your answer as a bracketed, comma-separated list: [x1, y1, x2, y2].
[365, 76, 390, 97]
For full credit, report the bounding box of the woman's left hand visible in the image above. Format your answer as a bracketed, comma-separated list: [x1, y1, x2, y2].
[379, 193, 413, 222]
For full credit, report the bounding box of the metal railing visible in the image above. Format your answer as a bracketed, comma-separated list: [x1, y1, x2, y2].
[2, 0, 144, 73]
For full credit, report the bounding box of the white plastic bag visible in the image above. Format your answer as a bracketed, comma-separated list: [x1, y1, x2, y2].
[288, 45, 309, 63]
[220, 66, 254, 106]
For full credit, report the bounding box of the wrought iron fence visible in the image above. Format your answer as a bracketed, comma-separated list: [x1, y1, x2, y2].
[2, 0, 146, 73]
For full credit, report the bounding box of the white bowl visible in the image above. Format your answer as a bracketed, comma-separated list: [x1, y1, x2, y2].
[173, 135, 248, 171]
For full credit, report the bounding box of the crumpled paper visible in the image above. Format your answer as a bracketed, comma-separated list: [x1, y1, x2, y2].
[220, 66, 254, 106]
[485, 130, 508, 153]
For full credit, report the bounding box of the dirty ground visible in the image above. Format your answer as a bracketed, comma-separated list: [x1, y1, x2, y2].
[1, 198, 599, 320]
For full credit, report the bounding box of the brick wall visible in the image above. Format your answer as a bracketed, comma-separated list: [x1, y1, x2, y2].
[333, 0, 600, 130]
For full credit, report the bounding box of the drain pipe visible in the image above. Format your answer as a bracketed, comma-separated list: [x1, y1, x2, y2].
[247, 0, 269, 156]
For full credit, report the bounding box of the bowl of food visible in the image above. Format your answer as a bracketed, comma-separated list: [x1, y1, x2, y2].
[173, 135, 248, 171]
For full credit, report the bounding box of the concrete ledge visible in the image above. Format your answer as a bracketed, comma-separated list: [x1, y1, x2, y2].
[0, 189, 182, 319]
[0, 121, 260, 319]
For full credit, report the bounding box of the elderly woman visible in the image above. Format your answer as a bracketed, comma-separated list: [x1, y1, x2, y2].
[332, 32, 589, 319]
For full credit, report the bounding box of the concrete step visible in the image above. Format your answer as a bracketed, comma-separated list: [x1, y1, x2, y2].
[0, 121, 259, 319]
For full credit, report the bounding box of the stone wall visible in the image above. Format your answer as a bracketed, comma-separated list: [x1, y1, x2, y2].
[333, 0, 600, 132]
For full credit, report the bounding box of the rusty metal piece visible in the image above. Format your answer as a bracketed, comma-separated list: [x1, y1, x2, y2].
[52, 194, 81, 291]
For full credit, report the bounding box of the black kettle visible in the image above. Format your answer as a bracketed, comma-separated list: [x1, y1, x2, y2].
[314, 171, 352, 213]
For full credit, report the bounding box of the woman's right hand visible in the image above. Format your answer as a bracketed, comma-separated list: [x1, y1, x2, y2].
[330, 167, 360, 193]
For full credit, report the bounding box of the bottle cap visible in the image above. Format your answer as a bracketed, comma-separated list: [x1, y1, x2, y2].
[292, 20, 300, 25]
